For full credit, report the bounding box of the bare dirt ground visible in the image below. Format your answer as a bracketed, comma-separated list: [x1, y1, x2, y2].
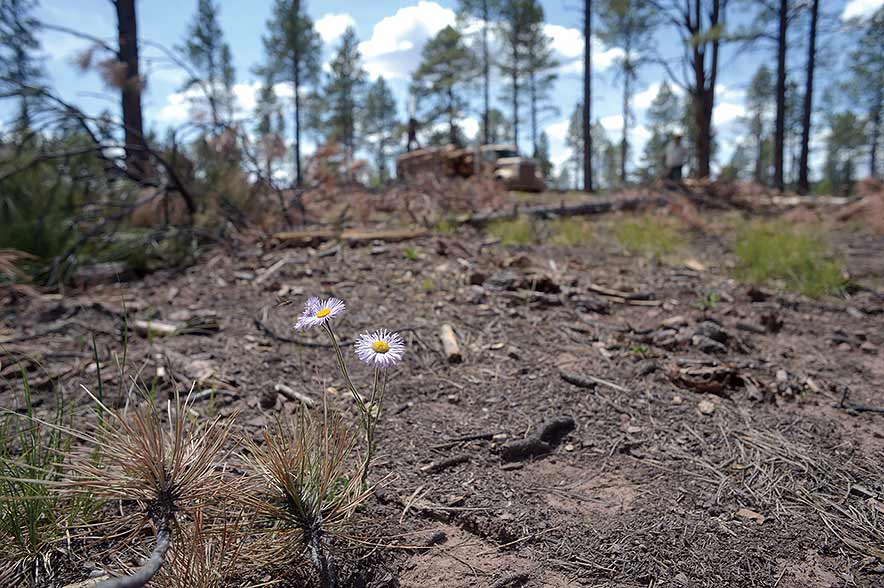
[2, 203, 884, 587]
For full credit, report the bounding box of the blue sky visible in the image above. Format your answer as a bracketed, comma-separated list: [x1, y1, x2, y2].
[28, 0, 883, 179]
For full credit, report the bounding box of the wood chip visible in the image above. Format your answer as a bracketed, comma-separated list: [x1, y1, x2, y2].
[439, 324, 462, 363]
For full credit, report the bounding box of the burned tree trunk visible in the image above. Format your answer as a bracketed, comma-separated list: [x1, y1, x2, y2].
[583, 0, 593, 192]
[773, 0, 788, 192]
[115, 0, 151, 183]
[797, 0, 818, 194]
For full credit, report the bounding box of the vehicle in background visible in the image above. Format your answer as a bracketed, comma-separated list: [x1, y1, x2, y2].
[396, 144, 545, 192]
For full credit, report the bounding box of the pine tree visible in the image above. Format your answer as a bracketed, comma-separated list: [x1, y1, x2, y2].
[499, 0, 543, 151]
[261, 0, 322, 186]
[597, 0, 655, 184]
[323, 27, 367, 151]
[254, 72, 286, 179]
[0, 0, 44, 132]
[566, 102, 585, 187]
[583, 0, 593, 191]
[180, 0, 236, 129]
[523, 6, 559, 159]
[744, 65, 775, 184]
[115, 0, 152, 181]
[652, 0, 728, 178]
[846, 7, 883, 179]
[411, 25, 478, 147]
[797, 0, 819, 193]
[822, 111, 866, 195]
[536, 131, 552, 177]
[640, 82, 681, 180]
[362, 76, 398, 183]
[458, 0, 502, 145]
[479, 108, 513, 144]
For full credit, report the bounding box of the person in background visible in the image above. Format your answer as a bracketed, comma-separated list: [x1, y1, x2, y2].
[665, 133, 686, 182]
[406, 95, 421, 152]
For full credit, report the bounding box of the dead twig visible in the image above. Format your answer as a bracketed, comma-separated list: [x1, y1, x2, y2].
[94, 526, 170, 588]
[420, 454, 470, 473]
[560, 370, 629, 393]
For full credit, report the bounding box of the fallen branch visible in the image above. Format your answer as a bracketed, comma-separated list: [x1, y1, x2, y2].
[275, 383, 316, 408]
[836, 387, 884, 415]
[560, 370, 629, 393]
[95, 525, 170, 588]
[465, 195, 665, 226]
[420, 454, 469, 473]
[430, 431, 497, 450]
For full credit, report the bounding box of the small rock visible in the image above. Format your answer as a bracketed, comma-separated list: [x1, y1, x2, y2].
[860, 342, 877, 354]
[259, 388, 277, 410]
[838, 342, 852, 352]
[698, 400, 715, 415]
[486, 269, 521, 291]
[446, 394, 460, 404]
[672, 395, 683, 405]
[468, 270, 487, 285]
[564, 443, 574, 452]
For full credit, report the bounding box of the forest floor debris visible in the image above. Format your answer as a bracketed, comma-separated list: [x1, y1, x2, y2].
[2, 206, 884, 587]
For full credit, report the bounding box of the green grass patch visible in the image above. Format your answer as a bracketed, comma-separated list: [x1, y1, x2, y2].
[547, 217, 595, 246]
[614, 214, 685, 259]
[1, 373, 100, 577]
[486, 215, 537, 245]
[733, 221, 846, 298]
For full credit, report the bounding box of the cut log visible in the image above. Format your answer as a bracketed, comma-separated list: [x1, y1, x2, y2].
[439, 324, 462, 364]
[464, 195, 665, 226]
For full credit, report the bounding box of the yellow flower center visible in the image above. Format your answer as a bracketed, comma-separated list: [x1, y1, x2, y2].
[316, 308, 331, 318]
[371, 340, 390, 354]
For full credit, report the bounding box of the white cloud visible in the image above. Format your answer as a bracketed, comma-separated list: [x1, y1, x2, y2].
[544, 24, 584, 59]
[157, 92, 190, 124]
[841, 0, 883, 20]
[315, 13, 357, 43]
[156, 80, 298, 124]
[544, 120, 571, 170]
[546, 25, 624, 74]
[600, 114, 623, 133]
[461, 116, 479, 140]
[713, 102, 745, 125]
[716, 83, 745, 102]
[633, 81, 684, 110]
[546, 119, 569, 142]
[358, 1, 456, 79]
[38, 30, 89, 61]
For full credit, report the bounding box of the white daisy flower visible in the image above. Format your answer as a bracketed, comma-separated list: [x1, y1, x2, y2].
[354, 329, 406, 368]
[294, 296, 346, 330]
